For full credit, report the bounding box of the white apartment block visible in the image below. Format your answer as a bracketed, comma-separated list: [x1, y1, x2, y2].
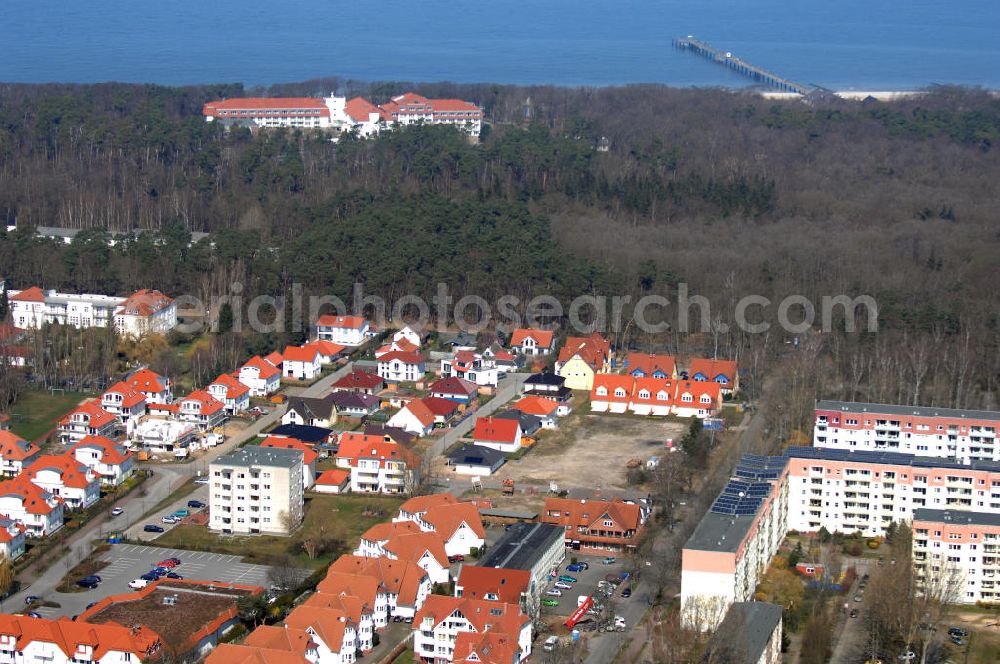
[913, 509, 1000, 605]
[8, 287, 176, 337]
[315, 315, 370, 346]
[815, 400, 1000, 464]
[209, 446, 304, 535]
[784, 446, 1000, 537]
[681, 456, 789, 630]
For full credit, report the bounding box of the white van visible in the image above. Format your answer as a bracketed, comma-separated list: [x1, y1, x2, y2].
[128, 578, 149, 590]
[543, 636, 559, 652]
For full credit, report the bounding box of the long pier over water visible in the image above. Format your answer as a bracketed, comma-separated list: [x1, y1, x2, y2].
[672, 36, 816, 94]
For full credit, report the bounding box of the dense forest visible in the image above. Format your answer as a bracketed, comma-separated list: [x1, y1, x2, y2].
[1, 80, 999, 442]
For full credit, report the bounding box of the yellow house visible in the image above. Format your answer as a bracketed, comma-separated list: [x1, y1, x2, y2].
[556, 333, 612, 391]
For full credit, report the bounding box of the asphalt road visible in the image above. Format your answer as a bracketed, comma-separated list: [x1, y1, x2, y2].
[425, 372, 529, 458]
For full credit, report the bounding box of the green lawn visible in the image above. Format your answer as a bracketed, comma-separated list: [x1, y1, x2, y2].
[9, 389, 95, 442]
[153, 493, 406, 569]
[391, 651, 417, 664]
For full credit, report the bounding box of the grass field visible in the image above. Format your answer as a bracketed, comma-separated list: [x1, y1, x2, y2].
[153, 493, 406, 569]
[9, 389, 95, 442]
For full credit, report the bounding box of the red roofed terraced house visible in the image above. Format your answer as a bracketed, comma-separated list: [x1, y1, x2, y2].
[630, 377, 679, 417]
[589, 374, 635, 414]
[315, 315, 371, 347]
[393, 494, 486, 558]
[203, 97, 336, 129]
[440, 351, 498, 387]
[378, 351, 427, 384]
[626, 352, 678, 379]
[113, 289, 177, 338]
[328, 554, 432, 621]
[353, 522, 450, 585]
[688, 358, 740, 396]
[25, 454, 101, 510]
[335, 433, 419, 494]
[59, 401, 118, 445]
[0, 475, 64, 536]
[69, 435, 134, 486]
[0, 431, 41, 478]
[207, 373, 251, 415]
[454, 565, 531, 607]
[126, 368, 173, 404]
[100, 380, 147, 436]
[472, 417, 522, 454]
[0, 614, 162, 664]
[541, 497, 649, 554]
[178, 391, 227, 431]
[673, 380, 723, 419]
[509, 328, 556, 356]
[237, 355, 281, 396]
[453, 630, 522, 664]
[412, 595, 532, 664]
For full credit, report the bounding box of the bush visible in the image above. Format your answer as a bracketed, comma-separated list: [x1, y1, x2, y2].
[866, 539, 880, 550]
[843, 540, 863, 557]
[469, 546, 480, 559]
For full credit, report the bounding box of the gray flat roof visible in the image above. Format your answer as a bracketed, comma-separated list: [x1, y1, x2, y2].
[817, 399, 1000, 423]
[478, 522, 564, 571]
[913, 509, 1000, 527]
[479, 508, 538, 520]
[213, 445, 303, 468]
[707, 602, 782, 663]
[685, 510, 759, 554]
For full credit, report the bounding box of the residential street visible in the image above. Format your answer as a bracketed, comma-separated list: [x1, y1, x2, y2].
[425, 372, 529, 457]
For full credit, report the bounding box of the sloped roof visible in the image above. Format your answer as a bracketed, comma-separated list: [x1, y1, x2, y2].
[421, 501, 486, 540]
[689, 357, 738, 382]
[0, 614, 160, 661]
[70, 435, 131, 465]
[27, 454, 96, 489]
[260, 436, 318, 465]
[557, 333, 610, 368]
[472, 417, 519, 444]
[626, 352, 676, 376]
[429, 376, 478, 397]
[10, 287, 45, 302]
[541, 497, 643, 532]
[414, 595, 527, 639]
[333, 370, 384, 391]
[316, 315, 368, 329]
[60, 401, 117, 429]
[115, 289, 173, 317]
[102, 381, 147, 408]
[282, 345, 321, 363]
[284, 605, 353, 652]
[456, 566, 530, 605]
[511, 396, 559, 417]
[398, 493, 458, 516]
[127, 368, 170, 393]
[0, 431, 40, 461]
[327, 555, 428, 607]
[315, 469, 350, 487]
[242, 355, 280, 379]
[509, 328, 554, 348]
[209, 373, 250, 400]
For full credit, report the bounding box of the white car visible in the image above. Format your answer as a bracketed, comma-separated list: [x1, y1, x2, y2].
[194, 478, 209, 485]
[545, 589, 563, 597]
[161, 515, 178, 524]
[554, 582, 572, 590]
[128, 579, 148, 590]
[110, 507, 124, 517]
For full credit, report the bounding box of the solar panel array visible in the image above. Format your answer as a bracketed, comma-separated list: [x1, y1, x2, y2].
[735, 454, 787, 480]
[710, 478, 773, 516]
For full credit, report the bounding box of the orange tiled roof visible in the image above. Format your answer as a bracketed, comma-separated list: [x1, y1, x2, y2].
[327, 555, 428, 608]
[541, 497, 643, 533]
[70, 435, 131, 465]
[456, 566, 530, 605]
[398, 493, 458, 516]
[305, 340, 346, 357]
[316, 315, 368, 329]
[0, 614, 161, 661]
[557, 333, 610, 368]
[421, 501, 486, 541]
[27, 454, 96, 490]
[0, 475, 59, 514]
[60, 401, 117, 429]
[511, 395, 559, 417]
[626, 352, 676, 377]
[335, 434, 418, 469]
[282, 345, 320, 363]
[127, 368, 170, 394]
[284, 605, 353, 652]
[333, 370, 384, 390]
[103, 381, 147, 408]
[414, 595, 527, 640]
[260, 437, 317, 465]
[206, 643, 305, 664]
[210, 373, 251, 399]
[181, 390, 225, 415]
[454, 629, 521, 664]
[472, 417, 519, 444]
[378, 351, 426, 365]
[315, 469, 350, 486]
[115, 289, 173, 317]
[10, 286, 45, 302]
[0, 431, 40, 461]
[509, 328, 554, 348]
[242, 355, 280, 380]
[689, 358, 738, 383]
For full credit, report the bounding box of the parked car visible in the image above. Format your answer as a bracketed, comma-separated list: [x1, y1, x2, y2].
[543, 636, 560, 652]
[554, 582, 572, 590]
[166, 572, 183, 580]
[621, 587, 632, 598]
[949, 627, 969, 638]
[897, 652, 915, 661]
[161, 516, 178, 524]
[76, 579, 99, 589]
[165, 557, 181, 565]
[156, 560, 179, 568]
[24, 595, 41, 605]
[187, 500, 205, 509]
[194, 478, 209, 485]
[26, 611, 42, 619]
[541, 598, 560, 607]
[448, 554, 465, 563]
[85, 602, 97, 610]
[128, 579, 149, 590]
[951, 635, 966, 646]
[602, 557, 617, 565]
[566, 562, 589, 572]
[143, 524, 164, 533]
[545, 589, 563, 597]
[172, 509, 190, 518]
[110, 507, 124, 517]
[854, 595, 863, 602]
[558, 575, 577, 583]
[139, 573, 157, 582]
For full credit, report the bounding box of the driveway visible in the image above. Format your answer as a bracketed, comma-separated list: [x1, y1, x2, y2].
[425, 372, 529, 458]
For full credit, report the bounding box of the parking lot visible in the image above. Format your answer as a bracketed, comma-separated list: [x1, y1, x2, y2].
[537, 552, 632, 622]
[25, 543, 307, 620]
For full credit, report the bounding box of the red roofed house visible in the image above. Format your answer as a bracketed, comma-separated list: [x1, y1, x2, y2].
[315, 315, 370, 347]
[178, 391, 227, 430]
[509, 328, 556, 356]
[421, 397, 462, 425]
[59, 401, 118, 445]
[203, 96, 335, 129]
[555, 333, 612, 391]
[113, 289, 177, 338]
[260, 436, 317, 489]
[100, 380, 147, 436]
[589, 374, 635, 414]
[26, 454, 101, 510]
[375, 336, 420, 359]
[626, 352, 678, 379]
[412, 596, 531, 664]
[630, 377, 678, 417]
[440, 351, 499, 387]
[673, 380, 723, 419]
[0, 516, 26, 560]
[455, 566, 531, 607]
[689, 358, 740, 395]
[344, 96, 388, 137]
[332, 369, 385, 395]
[7, 286, 47, 328]
[69, 435, 134, 486]
[394, 494, 486, 558]
[386, 399, 436, 437]
[302, 591, 376, 652]
[328, 555, 432, 621]
[510, 396, 559, 429]
[238, 355, 281, 396]
[281, 345, 322, 381]
[335, 433, 419, 494]
[393, 326, 424, 349]
[0, 613, 162, 664]
[352, 522, 450, 585]
[0, 475, 64, 536]
[380, 92, 484, 138]
[313, 468, 351, 494]
[304, 340, 346, 365]
[126, 368, 173, 404]
[472, 417, 522, 454]
[0, 431, 41, 478]
[207, 373, 251, 415]
[283, 603, 360, 662]
[377, 351, 427, 383]
[541, 497, 648, 554]
[453, 630, 522, 664]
